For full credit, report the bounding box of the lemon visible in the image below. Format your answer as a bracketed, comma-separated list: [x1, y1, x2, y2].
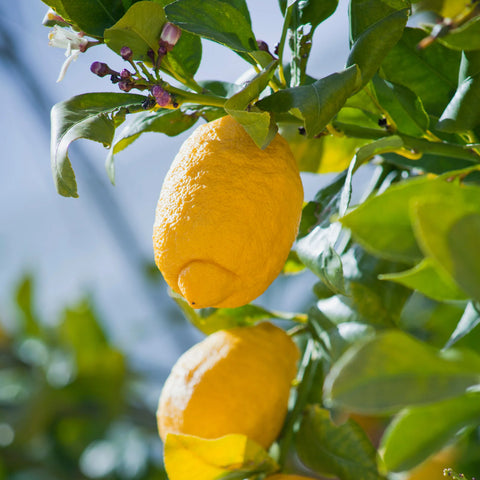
[153, 115, 304, 309]
[157, 322, 299, 449]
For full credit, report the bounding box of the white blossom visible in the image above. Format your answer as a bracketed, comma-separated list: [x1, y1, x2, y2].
[48, 26, 88, 82]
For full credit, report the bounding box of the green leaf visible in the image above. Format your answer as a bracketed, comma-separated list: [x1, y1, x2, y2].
[58, 0, 129, 37]
[445, 302, 480, 349]
[279, 123, 368, 174]
[104, 1, 166, 61]
[297, 234, 346, 295]
[381, 27, 461, 117]
[106, 109, 198, 183]
[257, 65, 360, 137]
[437, 16, 480, 51]
[15, 275, 41, 337]
[165, 0, 257, 52]
[349, 0, 408, 43]
[225, 61, 279, 148]
[162, 30, 203, 81]
[341, 244, 411, 327]
[340, 176, 459, 263]
[437, 51, 480, 134]
[324, 330, 480, 414]
[199, 80, 242, 98]
[412, 186, 480, 303]
[50, 92, 146, 197]
[171, 291, 306, 335]
[297, 405, 381, 480]
[379, 257, 468, 302]
[287, 0, 339, 87]
[372, 76, 429, 136]
[380, 392, 480, 472]
[347, 9, 408, 90]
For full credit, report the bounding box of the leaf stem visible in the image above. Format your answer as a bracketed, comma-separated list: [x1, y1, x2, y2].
[331, 121, 480, 162]
[165, 84, 226, 108]
[277, 3, 294, 88]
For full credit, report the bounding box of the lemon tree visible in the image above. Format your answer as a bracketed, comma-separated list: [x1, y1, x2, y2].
[41, 0, 480, 480]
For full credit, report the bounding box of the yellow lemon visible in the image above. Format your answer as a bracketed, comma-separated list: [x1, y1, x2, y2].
[157, 322, 299, 449]
[153, 115, 304, 309]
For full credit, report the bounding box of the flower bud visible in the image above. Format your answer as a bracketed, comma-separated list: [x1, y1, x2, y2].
[152, 85, 171, 107]
[257, 40, 269, 52]
[120, 46, 133, 61]
[120, 69, 132, 79]
[147, 49, 155, 65]
[160, 22, 182, 51]
[90, 61, 110, 77]
[118, 80, 133, 92]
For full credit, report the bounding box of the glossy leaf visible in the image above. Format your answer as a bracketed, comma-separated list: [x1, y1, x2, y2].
[347, 9, 408, 90]
[324, 330, 480, 413]
[340, 176, 460, 263]
[164, 434, 277, 480]
[297, 405, 381, 480]
[372, 76, 429, 136]
[412, 186, 480, 303]
[445, 302, 480, 349]
[381, 27, 461, 117]
[104, 2, 166, 61]
[380, 392, 480, 472]
[50, 92, 146, 197]
[57, 0, 128, 37]
[341, 244, 411, 327]
[379, 258, 468, 302]
[257, 65, 360, 137]
[349, 0, 407, 43]
[106, 109, 198, 183]
[279, 123, 368, 173]
[171, 291, 306, 335]
[287, 0, 339, 86]
[162, 30, 203, 81]
[437, 51, 480, 134]
[437, 16, 480, 51]
[165, 0, 257, 52]
[225, 61, 278, 148]
[297, 235, 346, 295]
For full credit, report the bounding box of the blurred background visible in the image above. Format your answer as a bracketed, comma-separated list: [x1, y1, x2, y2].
[0, 1, 349, 478]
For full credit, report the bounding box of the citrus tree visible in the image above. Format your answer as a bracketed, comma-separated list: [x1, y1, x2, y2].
[41, 0, 480, 479]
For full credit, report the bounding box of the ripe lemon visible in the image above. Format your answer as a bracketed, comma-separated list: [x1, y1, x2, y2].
[157, 322, 299, 449]
[153, 115, 304, 309]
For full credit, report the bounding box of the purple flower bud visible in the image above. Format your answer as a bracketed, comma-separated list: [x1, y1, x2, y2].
[118, 80, 133, 92]
[120, 46, 133, 61]
[160, 22, 182, 51]
[152, 85, 171, 107]
[257, 40, 269, 52]
[120, 69, 131, 79]
[147, 49, 155, 65]
[90, 61, 109, 77]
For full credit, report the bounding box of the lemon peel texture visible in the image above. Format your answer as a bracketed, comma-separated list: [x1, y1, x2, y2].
[153, 115, 304, 309]
[157, 322, 299, 449]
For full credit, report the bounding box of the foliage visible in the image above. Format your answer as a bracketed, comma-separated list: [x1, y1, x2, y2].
[40, 0, 480, 479]
[0, 275, 166, 480]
